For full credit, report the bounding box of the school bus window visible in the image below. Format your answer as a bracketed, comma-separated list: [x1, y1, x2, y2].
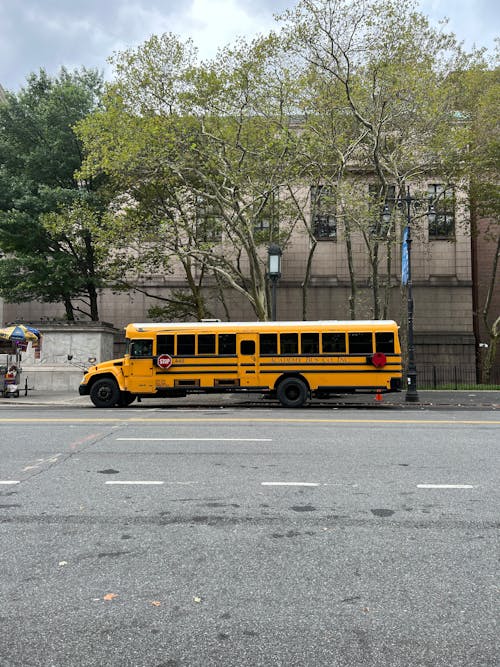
[301, 333, 319, 354]
[322, 332, 346, 353]
[260, 333, 278, 355]
[130, 339, 153, 358]
[376, 332, 394, 353]
[241, 339, 255, 355]
[348, 332, 373, 354]
[157, 335, 174, 356]
[178, 334, 195, 356]
[280, 333, 298, 354]
[219, 333, 236, 355]
[198, 334, 216, 355]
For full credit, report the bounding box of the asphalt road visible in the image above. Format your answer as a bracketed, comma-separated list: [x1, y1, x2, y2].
[0, 405, 498, 666]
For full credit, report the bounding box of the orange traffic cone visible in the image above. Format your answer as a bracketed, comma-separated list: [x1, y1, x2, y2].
[375, 389, 383, 402]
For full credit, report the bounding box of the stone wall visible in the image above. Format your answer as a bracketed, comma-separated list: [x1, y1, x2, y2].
[19, 322, 118, 392]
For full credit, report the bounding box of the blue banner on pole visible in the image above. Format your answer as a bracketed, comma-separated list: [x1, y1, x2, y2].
[402, 226, 409, 285]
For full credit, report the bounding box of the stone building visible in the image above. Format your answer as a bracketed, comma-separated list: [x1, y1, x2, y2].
[2, 176, 487, 386]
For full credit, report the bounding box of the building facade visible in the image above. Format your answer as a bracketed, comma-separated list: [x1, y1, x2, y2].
[3, 178, 485, 385]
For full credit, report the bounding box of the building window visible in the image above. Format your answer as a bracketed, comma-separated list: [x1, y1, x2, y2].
[196, 196, 223, 243]
[428, 184, 455, 239]
[253, 191, 278, 239]
[368, 184, 396, 237]
[311, 185, 337, 240]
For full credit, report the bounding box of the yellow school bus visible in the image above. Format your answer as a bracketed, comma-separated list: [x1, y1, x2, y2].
[79, 320, 402, 408]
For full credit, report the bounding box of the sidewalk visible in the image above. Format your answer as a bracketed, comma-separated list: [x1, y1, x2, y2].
[0, 389, 499, 409]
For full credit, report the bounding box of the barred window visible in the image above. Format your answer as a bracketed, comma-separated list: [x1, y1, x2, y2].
[428, 184, 455, 239]
[196, 196, 223, 243]
[254, 192, 278, 239]
[368, 184, 396, 237]
[311, 185, 337, 240]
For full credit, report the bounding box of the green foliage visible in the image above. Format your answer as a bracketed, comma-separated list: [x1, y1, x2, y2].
[78, 33, 305, 320]
[147, 290, 212, 322]
[0, 67, 112, 320]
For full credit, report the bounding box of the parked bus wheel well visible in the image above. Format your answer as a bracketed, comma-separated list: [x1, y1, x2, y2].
[87, 373, 118, 389]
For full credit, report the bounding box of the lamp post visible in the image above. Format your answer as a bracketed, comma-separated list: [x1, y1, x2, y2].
[383, 186, 436, 403]
[267, 243, 282, 321]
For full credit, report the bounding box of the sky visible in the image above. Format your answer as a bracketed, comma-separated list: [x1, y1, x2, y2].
[0, 0, 498, 92]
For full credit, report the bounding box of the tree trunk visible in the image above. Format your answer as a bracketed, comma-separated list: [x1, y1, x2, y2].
[301, 238, 318, 320]
[64, 296, 75, 321]
[344, 217, 357, 319]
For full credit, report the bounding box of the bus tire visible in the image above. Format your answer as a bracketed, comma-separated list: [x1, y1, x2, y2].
[118, 391, 136, 407]
[276, 377, 308, 408]
[90, 378, 120, 408]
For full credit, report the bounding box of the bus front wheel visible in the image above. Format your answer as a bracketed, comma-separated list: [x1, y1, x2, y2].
[276, 377, 308, 408]
[118, 391, 136, 407]
[90, 378, 120, 408]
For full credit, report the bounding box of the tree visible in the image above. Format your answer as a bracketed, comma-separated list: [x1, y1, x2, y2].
[78, 33, 307, 321]
[457, 62, 500, 381]
[279, 0, 473, 319]
[0, 68, 112, 321]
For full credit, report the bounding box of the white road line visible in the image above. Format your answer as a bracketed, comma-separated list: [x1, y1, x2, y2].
[0, 480, 20, 485]
[22, 454, 62, 471]
[417, 484, 475, 489]
[261, 482, 320, 487]
[105, 481, 165, 485]
[116, 437, 272, 442]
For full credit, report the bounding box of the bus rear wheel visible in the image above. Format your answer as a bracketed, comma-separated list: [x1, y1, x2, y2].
[276, 377, 308, 408]
[90, 378, 120, 408]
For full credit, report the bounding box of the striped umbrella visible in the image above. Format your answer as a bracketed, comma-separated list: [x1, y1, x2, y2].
[0, 324, 41, 346]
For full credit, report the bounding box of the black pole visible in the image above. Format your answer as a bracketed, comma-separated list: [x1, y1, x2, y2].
[404, 186, 419, 402]
[271, 277, 277, 321]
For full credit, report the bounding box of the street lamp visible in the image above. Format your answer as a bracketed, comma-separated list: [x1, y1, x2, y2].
[267, 243, 282, 321]
[383, 186, 436, 403]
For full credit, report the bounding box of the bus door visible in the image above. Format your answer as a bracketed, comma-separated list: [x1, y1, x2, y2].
[237, 334, 259, 387]
[123, 339, 155, 392]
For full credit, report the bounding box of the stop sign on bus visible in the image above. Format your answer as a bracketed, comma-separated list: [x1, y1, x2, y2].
[156, 354, 173, 370]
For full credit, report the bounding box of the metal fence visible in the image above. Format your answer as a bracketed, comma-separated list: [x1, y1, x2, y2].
[417, 365, 500, 389]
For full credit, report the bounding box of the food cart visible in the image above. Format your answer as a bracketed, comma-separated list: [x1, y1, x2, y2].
[0, 325, 41, 397]
[0, 342, 22, 397]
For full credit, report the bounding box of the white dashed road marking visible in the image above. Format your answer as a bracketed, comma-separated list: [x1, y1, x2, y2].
[417, 484, 474, 489]
[116, 438, 273, 442]
[105, 480, 165, 485]
[0, 480, 20, 485]
[261, 482, 320, 487]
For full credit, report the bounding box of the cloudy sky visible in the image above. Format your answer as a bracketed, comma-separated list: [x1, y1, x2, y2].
[0, 0, 498, 92]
